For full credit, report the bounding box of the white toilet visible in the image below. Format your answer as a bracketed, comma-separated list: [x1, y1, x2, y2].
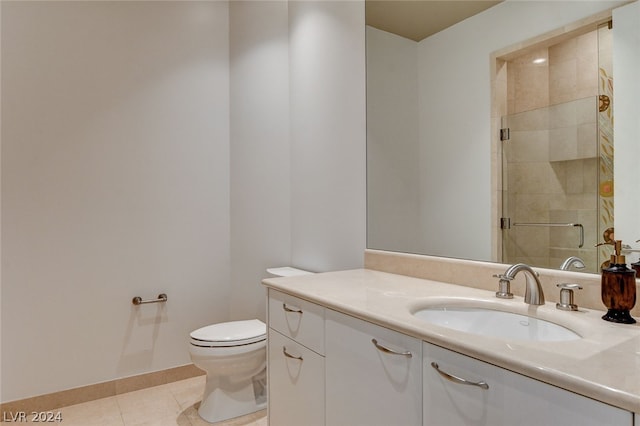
[189, 319, 267, 423]
[189, 267, 312, 423]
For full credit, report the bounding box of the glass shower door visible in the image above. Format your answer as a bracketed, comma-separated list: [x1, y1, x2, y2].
[501, 97, 601, 273]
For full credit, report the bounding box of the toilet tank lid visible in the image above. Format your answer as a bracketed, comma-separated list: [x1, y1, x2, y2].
[190, 319, 266, 344]
[267, 267, 314, 277]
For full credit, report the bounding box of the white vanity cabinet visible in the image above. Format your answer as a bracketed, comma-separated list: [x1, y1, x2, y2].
[267, 290, 325, 426]
[266, 287, 634, 426]
[423, 342, 632, 426]
[325, 309, 423, 426]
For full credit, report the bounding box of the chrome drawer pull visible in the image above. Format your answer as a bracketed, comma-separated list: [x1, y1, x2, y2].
[371, 338, 412, 358]
[282, 346, 303, 361]
[431, 362, 489, 390]
[282, 303, 303, 314]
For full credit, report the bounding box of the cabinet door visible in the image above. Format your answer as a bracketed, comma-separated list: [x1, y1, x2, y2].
[501, 366, 632, 426]
[268, 328, 324, 426]
[423, 343, 506, 426]
[326, 310, 422, 426]
[424, 342, 632, 426]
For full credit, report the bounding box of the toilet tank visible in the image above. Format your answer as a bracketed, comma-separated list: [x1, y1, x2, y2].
[266, 267, 314, 278]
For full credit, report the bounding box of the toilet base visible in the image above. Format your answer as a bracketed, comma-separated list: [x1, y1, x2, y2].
[198, 370, 267, 423]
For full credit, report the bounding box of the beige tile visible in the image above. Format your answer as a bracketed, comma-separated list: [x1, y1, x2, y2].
[548, 127, 577, 162]
[183, 404, 267, 426]
[116, 385, 183, 426]
[127, 414, 192, 426]
[216, 409, 267, 426]
[506, 106, 548, 131]
[1, 374, 264, 426]
[513, 63, 549, 112]
[577, 123, 597, 158]
[164, 365, 205, 384]
[549, 59, 577, 105]
[56, 397, 124, 426]
[1, 381, 117, 415]
[547, 162, 567, 194]
[548, 101, 577, 129]
[576, 30, 597, 59]
[181, 404, 202, 426]
[249, 418, 267, 426]
[549, 37, 576, 63]
[575, 96, 597, 125]
[115, 370, 167, 395]
[513, 226, 550, 258]
[508, 162, 550, 194]
[565, 160, 585, 194]
[170, 376, 206, 410]
[582, 158, 598, 191]
[507, 129, 549, 163]
[0, 406, 123, 426]
[514, 194, 549, 222]
[566, 193, 597, 210]
[1, 365, 204, 422]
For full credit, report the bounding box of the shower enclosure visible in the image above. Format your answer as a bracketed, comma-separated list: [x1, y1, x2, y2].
[500, 24, 613, 273]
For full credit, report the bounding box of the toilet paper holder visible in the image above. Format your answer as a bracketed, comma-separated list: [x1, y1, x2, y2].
[132, 293, 168, 305]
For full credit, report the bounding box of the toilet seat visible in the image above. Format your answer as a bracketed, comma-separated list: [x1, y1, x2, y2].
[190, 319, 266, 347]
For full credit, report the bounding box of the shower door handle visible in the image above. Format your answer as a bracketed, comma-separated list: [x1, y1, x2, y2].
[512, 222, 584, 248]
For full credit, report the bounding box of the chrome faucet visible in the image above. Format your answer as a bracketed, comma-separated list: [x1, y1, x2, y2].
[560, 256, 586, 271]
[494, 263, 545, 305]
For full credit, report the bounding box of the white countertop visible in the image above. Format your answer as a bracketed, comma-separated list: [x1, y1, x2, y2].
[262, 268, 640, 413]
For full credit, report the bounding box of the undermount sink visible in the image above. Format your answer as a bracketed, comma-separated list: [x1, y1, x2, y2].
[413, 306, 581, 342]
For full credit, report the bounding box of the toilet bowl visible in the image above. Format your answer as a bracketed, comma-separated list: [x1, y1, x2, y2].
[189, 319, 267, 423]
[189, 267, 313, 423]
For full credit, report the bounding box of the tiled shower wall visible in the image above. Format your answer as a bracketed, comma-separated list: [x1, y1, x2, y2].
[503, 28, 611, 273]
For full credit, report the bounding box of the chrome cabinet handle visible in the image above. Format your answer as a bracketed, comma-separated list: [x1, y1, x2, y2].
[282, 303, 303, 314]
[371, 338, 412, 358]
[282, 346, 303, 361]
[431, 362, 489, 390]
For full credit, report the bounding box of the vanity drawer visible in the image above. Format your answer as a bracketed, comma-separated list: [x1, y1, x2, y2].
[268, 289, 325, 355]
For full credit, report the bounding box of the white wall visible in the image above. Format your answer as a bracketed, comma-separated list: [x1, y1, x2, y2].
[229, 1, 291, 321]
[415, 0, 625, 261]
[1, 0, 366, 402]
[613, 1, 640, 258]
[1, 1, 232, 401]
[289, 1, 366, 272]
[366, 27, 421, 253]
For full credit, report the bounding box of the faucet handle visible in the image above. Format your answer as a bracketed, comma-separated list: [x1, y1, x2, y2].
[495, 275, 514, 299]
[556, 283, 582, 311]
[492, 273, 513, 280]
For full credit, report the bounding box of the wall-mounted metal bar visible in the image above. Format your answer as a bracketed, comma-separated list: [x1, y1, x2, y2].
[512, 223, 584, 248]
[132, 293, 167, 305]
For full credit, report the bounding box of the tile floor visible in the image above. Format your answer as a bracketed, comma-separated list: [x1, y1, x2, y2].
[1, 376, 267, 426]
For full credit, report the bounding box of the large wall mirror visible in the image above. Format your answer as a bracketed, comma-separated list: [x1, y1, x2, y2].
[366, 0, 640, 275]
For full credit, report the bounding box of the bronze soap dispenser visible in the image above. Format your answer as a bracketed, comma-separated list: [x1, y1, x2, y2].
[598, 240, 636, 324]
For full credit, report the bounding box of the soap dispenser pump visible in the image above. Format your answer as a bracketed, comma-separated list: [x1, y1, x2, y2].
[597, 240, 636, 324]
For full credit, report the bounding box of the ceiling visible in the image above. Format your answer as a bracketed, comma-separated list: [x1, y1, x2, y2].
[365, 0, 503, 42]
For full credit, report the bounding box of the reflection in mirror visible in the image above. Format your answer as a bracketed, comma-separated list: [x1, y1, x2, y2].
[500, 25, 612, 274]
[366, 1, 640, 275]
